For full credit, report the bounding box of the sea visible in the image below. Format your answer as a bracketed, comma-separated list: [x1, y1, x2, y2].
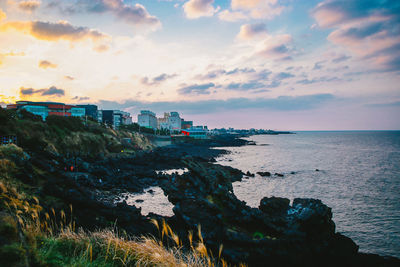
[215, 131, 400, 258]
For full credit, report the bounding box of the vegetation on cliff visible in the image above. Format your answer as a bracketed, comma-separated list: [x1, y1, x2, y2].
[0, 107, 237, 266]
[0, 107, 154, 157]
[0, 173, 231, 266]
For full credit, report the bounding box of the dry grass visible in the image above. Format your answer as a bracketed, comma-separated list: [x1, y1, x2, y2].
[0, 181, 246, 266]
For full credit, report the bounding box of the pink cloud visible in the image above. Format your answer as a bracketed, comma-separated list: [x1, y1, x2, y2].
[312, 0, 400, 71]
[237, 23, 268, 40]
[183, 0, 217, 19]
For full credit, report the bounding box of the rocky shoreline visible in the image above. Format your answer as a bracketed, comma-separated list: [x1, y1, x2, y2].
[17, 134, 400, 266]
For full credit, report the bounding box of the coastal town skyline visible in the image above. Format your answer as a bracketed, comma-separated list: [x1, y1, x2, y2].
[0, 0, 399, 130]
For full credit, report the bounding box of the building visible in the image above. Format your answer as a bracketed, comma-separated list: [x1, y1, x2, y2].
[168, 112, 181, 132]
[181, 126, 208, 139]
[138, 110, 157, 129]
[76, 104, 98, 119]
[157, 112, 170, 129]
[6, 101, 85, 120]
[115, 110, 132, 128]
[99, 110, 132, 129]
[181, 120, 193, 130]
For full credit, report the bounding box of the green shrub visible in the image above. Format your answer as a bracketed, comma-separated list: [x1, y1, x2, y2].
[0, 243, 27, 266]
[46, 116, 85, 132]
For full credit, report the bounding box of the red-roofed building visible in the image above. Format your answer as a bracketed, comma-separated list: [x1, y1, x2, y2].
[6, 101, 86, 120]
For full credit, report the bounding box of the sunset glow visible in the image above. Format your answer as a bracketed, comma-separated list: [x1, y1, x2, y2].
[0, 0, 399, 130]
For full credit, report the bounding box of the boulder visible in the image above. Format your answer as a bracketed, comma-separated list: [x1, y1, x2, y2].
[257, 171, 271, 177]
[259, 197, 290, 217]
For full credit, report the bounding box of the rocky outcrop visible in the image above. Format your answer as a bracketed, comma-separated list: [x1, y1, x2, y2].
[257, 171, 271, 177]
[4, 133, 399, 267]
[161, 158, 399, 267]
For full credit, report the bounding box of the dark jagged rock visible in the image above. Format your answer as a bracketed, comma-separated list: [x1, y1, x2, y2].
[5, 131, 399, 267]
[259, 197, 290, 217]
[159, 158, 399, 267]
[246, 171, 255, 177]
[275, 172, 284, 177]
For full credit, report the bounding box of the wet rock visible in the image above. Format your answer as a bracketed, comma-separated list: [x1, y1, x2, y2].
[259, 197, 290, 217]
[288, 198, 335, 239]
[246, 171, 255, 177]
[257, 171, 271, 177]
[275, 173, 284, 177]
[147, 189, 155, 194]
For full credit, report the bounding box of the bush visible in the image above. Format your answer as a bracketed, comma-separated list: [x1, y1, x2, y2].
[0, 243, 27, 266]
[46, 116, 84, 132]
[0, 108, 16, 135]
[17, 109, 42, 122]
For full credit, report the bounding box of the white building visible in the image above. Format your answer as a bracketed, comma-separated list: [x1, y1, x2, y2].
[114, 110, 132, 129]
[168, 111, 181, 131]
[157, 112, 170, 129]
[138, 110, 157, 129]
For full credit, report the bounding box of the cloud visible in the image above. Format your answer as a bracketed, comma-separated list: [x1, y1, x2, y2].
[18, 0, 41, 12]
[231, 0, 261, 9]
[367, 101, 400, 108]
[0, 9, 6, 21]
[218, 9, 247, 22]
[108, 2, 160, 27]
[48, 0, 160, 29]
[38, 60, 57, 69]
[0, 51, 25, 66]
[313, 61, 325, 70]
[194, 69, 226, 80]
[231, 0, 284, 20]
[194, 67, 256, 80]
[226, 81, 264, 91]
[141, 73, 177, 86]
[93, 44, 110, 52]
[72, 96, 89, 101]
[312, 0, 400, 71]
[255, 69, 272, 80]
[296, 76, 340, 85]
[332, 54, 351, 63]
[237, 23, 268, 40]
[41, 86, 64, 96]
[227, 67, 256, 75]
[274, 72, 295, 80]
[20, 86, 65, 96]
[256, 33, 294, 60]
[178, 82, 215, 95]
[312, 0, 396, 28]
[97, 94, 336, 114]
[183, 0, 217, 19]
[0, 20, 109, 42]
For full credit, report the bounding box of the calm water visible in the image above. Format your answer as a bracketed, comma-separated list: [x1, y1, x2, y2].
[215, 131, 400, 258]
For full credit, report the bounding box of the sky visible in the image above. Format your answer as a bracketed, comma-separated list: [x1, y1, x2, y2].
[0, 0, 399, 130]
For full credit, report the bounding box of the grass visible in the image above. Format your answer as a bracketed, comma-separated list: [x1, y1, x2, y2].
[0, 178, 246, 266]
[0, 111, 245, 266]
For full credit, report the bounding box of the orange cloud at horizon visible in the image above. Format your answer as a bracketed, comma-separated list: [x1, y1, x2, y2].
[0, 20, 110, 43]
